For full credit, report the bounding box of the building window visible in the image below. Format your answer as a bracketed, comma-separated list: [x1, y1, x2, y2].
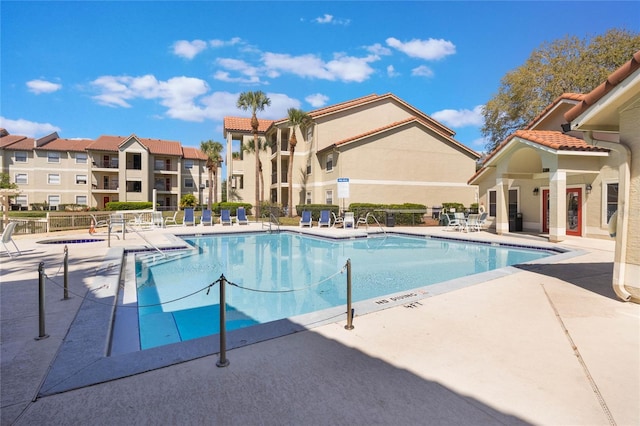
[306, 191, 312, 204]
[126, 181, 142, 192]
[14, 152, 27, 163]
[76, 174, 87, 185]
[184, 160, 194, 169]
[76, 195, 87, 205]
[48, 195, 60, 208]
[606, 183, 618, 223]
[488, 190, 497, 217]
[48, 174, 60, 185]
[326, 153, 333, 172]
[76, 153, 87, 164]
[154, 159, 164, 170]
[184, 178, 194, 189]
[15, 195, 28, 207]
[306, 125, 313, 144]
[15, 173, 28, 184]
[47, 152, 60, 163]
[325, 190, 333, 204]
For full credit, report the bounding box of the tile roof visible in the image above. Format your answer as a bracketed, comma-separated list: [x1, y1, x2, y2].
[470, 129, 609, 184]
[326, 116, 479, 158]
[565, 49, 640, 122]
[0, 134, 30, 149]
[183, 146, 209, 160]
[36, 138, 93, 152]
[89, 135, 185, 156]
[524, 93, 584, 130]
[223, 117, 273, 133]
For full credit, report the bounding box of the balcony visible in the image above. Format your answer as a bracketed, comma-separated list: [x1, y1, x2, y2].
[92, 159, 119, 169]
[271, 172, 288, 185]
[91, 184, 119, 192]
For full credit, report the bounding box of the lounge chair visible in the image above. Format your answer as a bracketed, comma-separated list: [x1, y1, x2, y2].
[236, 207, 249, 225]
[164, 211, 179, 227]
[200, 209, 213, 226]
[299, 211, 312, 227]
[343, 212, 355, 229]
[220, 209, 232, 226]
[356, 213, 370, 229]
[1, 222, 21, 257]
[474, 212, 488, 231]
[331, 212, 344, 228]
[182, 208, 195, 226]
[89, 213, 109, 234]
[318, 210, 331, 227]
[442, 213, 462, 231]
[152, 211, 164, 228]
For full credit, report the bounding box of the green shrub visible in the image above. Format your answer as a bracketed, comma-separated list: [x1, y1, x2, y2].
[105, 201, 154, 211]
[441, 202, 466, 213]
[216, 202, 253, 216]
[348, 203, 427, 226]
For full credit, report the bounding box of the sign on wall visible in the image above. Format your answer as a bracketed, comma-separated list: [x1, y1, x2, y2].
[337, 177, 350, 199]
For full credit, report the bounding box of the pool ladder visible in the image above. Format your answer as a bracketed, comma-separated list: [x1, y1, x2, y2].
[262, 213, 281, 233]
[361, 212, 387, 237]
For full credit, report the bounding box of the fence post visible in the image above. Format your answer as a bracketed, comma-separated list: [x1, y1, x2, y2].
[217, 274, 230, 367]
[35, 262, 49, 340]
[345, 258, 354, 330]
[62, 245, 70, 300]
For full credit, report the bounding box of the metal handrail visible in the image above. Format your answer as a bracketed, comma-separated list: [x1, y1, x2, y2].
[262, 213, 280, 233]
[363, 212, 386, 236]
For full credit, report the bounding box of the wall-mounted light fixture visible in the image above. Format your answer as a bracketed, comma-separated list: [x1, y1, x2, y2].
[533, 187, 539, 196]
[586, 184, 592, 194]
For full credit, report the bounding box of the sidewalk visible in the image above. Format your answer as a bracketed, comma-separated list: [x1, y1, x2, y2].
[1, 225, 638, 425]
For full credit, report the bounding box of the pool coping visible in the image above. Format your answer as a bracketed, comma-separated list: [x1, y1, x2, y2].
[37, 230, 583, 397]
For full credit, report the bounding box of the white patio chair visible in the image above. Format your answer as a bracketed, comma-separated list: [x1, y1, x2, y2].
[1, 222, 21, 258]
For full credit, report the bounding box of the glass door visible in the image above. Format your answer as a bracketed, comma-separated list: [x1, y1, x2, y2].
[543, 188, 582, 236]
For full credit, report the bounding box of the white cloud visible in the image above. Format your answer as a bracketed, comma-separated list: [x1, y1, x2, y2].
[366, 43, 392, 56]
[26, 79, 62, 94]
[386, 37, 456, 60]
[305, 93, 329, 108]
[431, 105, 485, 127]
[210, 37, 242, 48]
[172, 40, 208, 60]
[263, 52, 378, 83]
[0, 116, 60, 138]
[214, 58, 264, 84]
[89, 74, 300, 123]
[387, 65, 400, 78]
[314, 14, 350, 25]
[412, 65, 434, 78]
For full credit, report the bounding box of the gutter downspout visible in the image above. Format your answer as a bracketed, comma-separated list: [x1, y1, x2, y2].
[585, 131, 632, 301]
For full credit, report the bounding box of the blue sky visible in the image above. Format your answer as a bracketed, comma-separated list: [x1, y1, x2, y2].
[2, 1, 639, 159]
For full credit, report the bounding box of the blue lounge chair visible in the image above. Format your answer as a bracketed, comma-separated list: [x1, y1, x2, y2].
[220, 209, 232, 226]
[236, 207, 249, 225]
[299, 210, 312, 227]
[318, 210, 331, 227]
[200, 209, 213, 226]
[182, 208, 195, 226]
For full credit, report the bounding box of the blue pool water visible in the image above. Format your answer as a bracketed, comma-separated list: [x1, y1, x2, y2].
[135, 233, 554, 349]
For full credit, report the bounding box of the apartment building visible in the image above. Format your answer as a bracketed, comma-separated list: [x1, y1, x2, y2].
[0, 130, 210, 210]
[224, 93, 481, 212]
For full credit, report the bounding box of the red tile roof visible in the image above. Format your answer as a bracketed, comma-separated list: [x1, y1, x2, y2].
[183, 146, 208, 160]
[565, 49, 640, 123]
[223, 117, 273, 133]
[89, 135, 184, 156]
[469, 130, 609, 184]
[36, 138, 93, 152]
[0, 134, 30, 149]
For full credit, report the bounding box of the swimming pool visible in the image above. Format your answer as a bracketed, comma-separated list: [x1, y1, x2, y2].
[135, 232, 555, 349]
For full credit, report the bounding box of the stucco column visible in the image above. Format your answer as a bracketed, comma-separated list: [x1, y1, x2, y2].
[619, 106, 640, 300]
[226, 132, 233, 199]
[549, 169, 566, 242]
[495, 177, 509, 235]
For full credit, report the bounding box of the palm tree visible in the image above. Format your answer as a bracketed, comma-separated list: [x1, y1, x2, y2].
[237, 91, 271, 219]
[286, 108, 312, 218]
[199, 140, 224, 209]
[242, 137, 268, 204]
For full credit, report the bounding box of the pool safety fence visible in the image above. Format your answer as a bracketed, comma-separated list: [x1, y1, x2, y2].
[36, 250, 355, 365]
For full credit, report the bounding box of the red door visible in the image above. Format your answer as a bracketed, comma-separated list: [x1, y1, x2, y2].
[542, 188, 582, 236]
[103, 197, 110, 209]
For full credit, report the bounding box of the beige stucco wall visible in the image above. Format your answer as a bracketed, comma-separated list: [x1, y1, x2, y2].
[620, 101, 640, 288]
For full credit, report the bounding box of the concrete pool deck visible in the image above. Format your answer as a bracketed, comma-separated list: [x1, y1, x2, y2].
[1, 224, 639, 425]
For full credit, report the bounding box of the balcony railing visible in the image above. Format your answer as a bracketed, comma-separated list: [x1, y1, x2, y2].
[271, 172, 288, 184]
[92, 184, 119, 191]
[92, 160, 119, 168]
